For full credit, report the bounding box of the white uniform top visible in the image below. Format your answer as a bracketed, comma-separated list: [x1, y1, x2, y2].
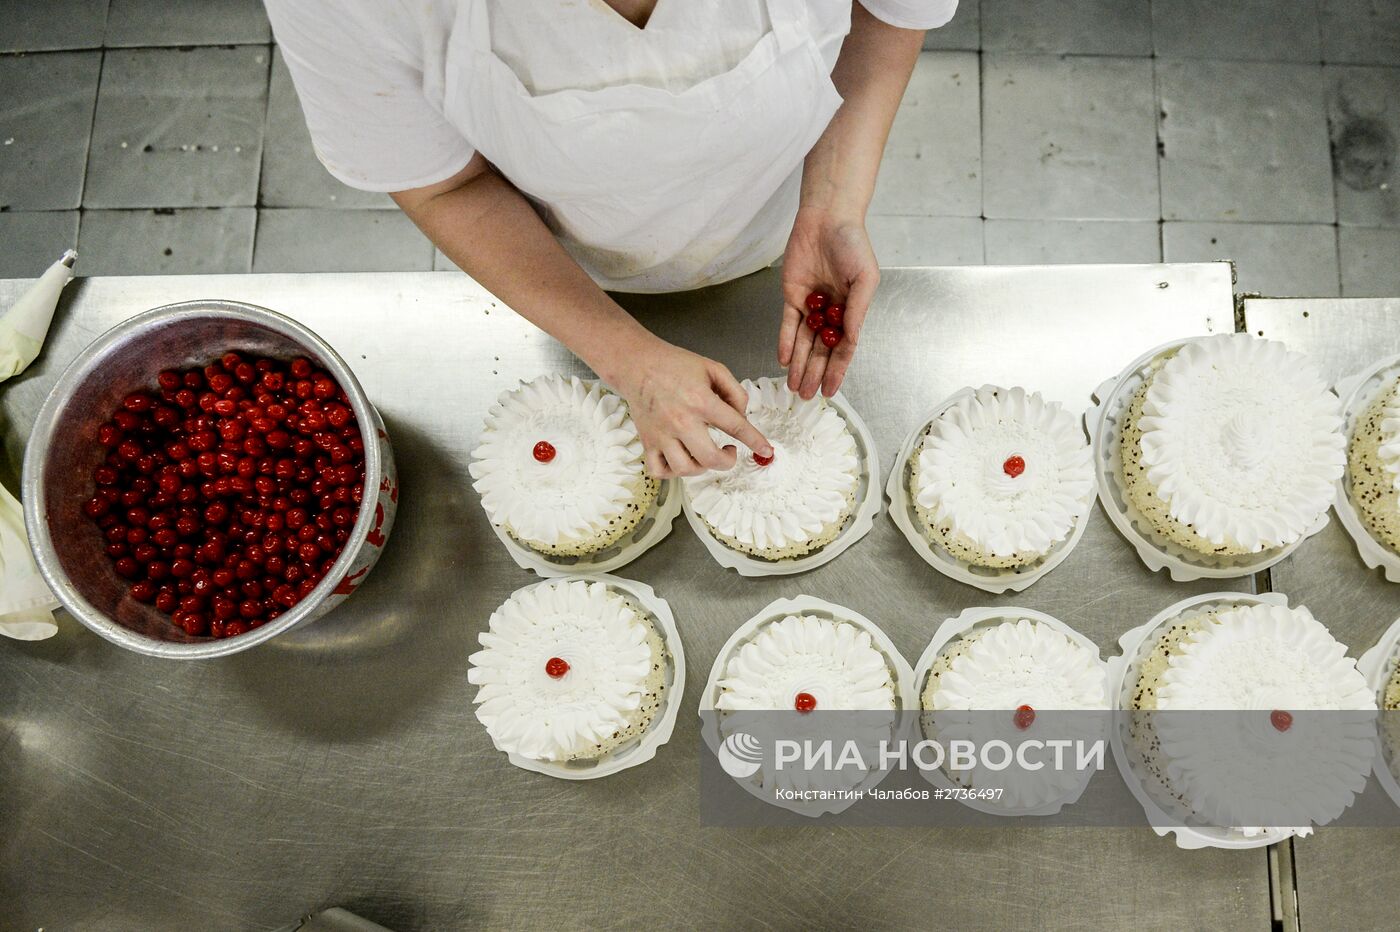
[265, 0, 958, 292]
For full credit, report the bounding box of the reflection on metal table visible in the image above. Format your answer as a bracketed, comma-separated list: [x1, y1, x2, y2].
[1244, 296, 1400, 932]
[1, 265, 1273, 930]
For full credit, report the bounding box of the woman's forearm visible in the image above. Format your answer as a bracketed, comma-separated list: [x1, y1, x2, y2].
[393, 157, 771, 476]
[392, 157, 658, 386]
[801, 4, 924, 217]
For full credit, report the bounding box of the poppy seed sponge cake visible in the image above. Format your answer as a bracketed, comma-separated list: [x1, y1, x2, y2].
[1119, 335, 1345, 557]
[470, 375, 659, 557]
[683, 378, 860, 561]
[716, 613, 898, 801]
[910, 387, 1094, 569]
[1128, 602, 1375, 832]
[468, 579, 668, 763]
[1347, 375, 1400, 554]
[918, 619, 1107, 810]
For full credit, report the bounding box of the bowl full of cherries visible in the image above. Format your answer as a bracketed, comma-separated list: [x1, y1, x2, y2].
[22, 300, 398, 658]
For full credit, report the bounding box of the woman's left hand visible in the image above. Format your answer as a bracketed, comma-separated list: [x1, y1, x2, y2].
[778, 204, 879, 400]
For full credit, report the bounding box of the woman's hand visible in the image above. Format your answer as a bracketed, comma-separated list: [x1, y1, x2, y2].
[610, 336, 772, 479]
[779, 3, 922, 398]
[778, 204, 879, 400]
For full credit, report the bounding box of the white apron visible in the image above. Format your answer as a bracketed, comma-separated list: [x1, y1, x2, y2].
[443, 0, 846, 293]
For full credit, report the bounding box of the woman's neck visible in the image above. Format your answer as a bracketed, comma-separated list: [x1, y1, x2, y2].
[602, 0, 658, 29]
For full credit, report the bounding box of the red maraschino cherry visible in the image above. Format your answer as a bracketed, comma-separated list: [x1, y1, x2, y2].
[533, 441, 556, 463]
[1003, 455, 1026, 478]
[794, 692, 817, 713]
[1014, 704, 1036, 730]
[545, 656, 570, 678]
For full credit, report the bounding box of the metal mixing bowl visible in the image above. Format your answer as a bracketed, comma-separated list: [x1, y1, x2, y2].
[22, 300, 399, 659]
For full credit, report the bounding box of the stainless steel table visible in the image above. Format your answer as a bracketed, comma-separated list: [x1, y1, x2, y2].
[1243, 296, 1400, 932]
[1, 265, 1272, 930]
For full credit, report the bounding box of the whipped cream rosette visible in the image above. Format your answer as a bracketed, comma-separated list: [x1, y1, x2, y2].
[917, 613, 1109, 813]
[470, 375, 661, 562]
[468, 576, 680, 777]
[1125, 600, 1375, 839]
[683, 378, 864, 567]
[1121, 334, 1344, 556]
[1346, 373, 1400, 556]
[911, 386, 1094, 569]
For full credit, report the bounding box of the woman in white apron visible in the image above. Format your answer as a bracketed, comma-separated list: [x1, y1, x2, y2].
[266, 0, 957, 477]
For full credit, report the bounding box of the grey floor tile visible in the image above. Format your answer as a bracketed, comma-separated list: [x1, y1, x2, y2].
[0, 52, 101, 210]
[1163, 221, 1340, 296]
[253, 209, 434, 273]
[84, 47, 269, 209]
[1158, 60, 1335, 223]
[982, 0, 1151, 55]
[260, 50, 392, 209]
[984, 219, 1161, 264]
[1328, 65, 1400, 227]
[922, 0, 979, 50]
[868, 215, 984, 265]
[1339, 226, 1400, 296]
[103, 0, 269, 47]
[982, 54, 1159, 220]
[870, 52, 981, 218]
[0, 211, 80, 278]
[434, 248, 460, 272]
[1152, 0, 1322, 63]
[1320, 0, 1400, 66]
[0, 0, 108, 52]
[77, 208, 255, 275]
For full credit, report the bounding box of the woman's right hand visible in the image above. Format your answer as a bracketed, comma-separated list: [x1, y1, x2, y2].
[609, 337, 772, 479]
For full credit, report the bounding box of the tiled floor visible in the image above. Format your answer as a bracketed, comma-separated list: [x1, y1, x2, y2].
[0, 0, 1396, 299]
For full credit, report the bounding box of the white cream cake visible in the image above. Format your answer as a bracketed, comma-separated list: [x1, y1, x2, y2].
[1129, 602, 1375, 834]
[468, 579, 668, 763]
[910, 386, 1095, 569]
[920, 618, 1108, 809]
[715, 613, 897, 798]
[1119, 335, 1345, 557]
[1347, 374, 1400, 554]
[683, 378, 860, 561]
[469, 375, 658, 557]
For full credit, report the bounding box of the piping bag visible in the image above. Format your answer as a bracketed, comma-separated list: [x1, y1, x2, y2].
[0, 250, 76, 640]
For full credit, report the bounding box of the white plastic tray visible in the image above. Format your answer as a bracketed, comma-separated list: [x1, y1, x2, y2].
[698, 595, 914, 816]
[1332, 353, 1400, 583]
[886, 386, 1092, 594]
[682, 388, 881, 577]
[910, 606, 1109, 817]
[1087, 338, 1326, 581]
[490, 573, 686, 781]
[489, 477, 682, 579]
[1105, 589, 1299, 849]
[1354, 614, 1400, 810]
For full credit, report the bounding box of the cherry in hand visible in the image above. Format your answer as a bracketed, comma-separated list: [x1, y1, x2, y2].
[804, 291, 845, 349]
